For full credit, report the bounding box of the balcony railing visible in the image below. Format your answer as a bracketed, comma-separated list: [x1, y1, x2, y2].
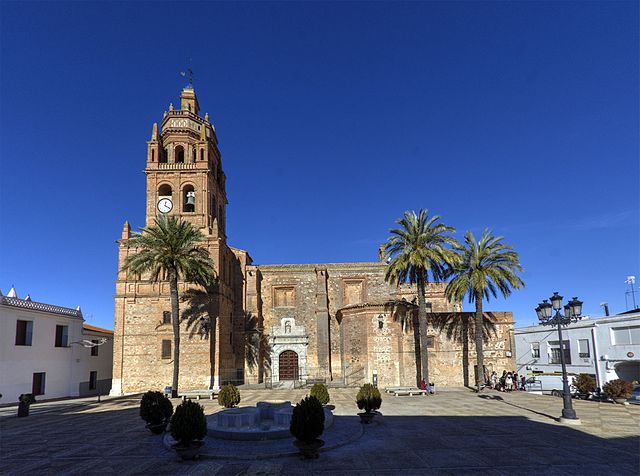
[157, 163, 198, 170]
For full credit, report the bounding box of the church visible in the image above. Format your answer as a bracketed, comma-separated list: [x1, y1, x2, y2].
[110, 86, 515, 395]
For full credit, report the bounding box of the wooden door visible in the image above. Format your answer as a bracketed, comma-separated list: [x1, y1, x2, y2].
[279, 350, 299, 380]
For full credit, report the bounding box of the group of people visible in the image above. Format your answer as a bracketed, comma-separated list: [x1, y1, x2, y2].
[489, 370, 527, 392]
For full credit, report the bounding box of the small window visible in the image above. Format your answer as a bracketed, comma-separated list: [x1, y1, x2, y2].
[89, 371, 98, 390]
[161, 340, 172, 359]
[531, 342, 540, 358]
[578, 339, 590, 358]
[32, 372, 46, 396]
[163, 311, 171, 324]
[15, 320, 33, 346]
[425, 302, 433, 312]
[548, 340, 571, 365]
[200, 149, 204, 161]
[91, 340, 99, 356]
[426, 335, 435, 348]
[192, 147, 197, 163]
[151, 149, 155, 162]
[55, 325, 69, 347]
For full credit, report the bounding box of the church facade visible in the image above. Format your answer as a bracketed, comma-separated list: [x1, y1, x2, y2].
[111, 87, 515, 395]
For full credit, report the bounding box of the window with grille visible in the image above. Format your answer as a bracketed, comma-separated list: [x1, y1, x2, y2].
[15, 320, 33, 346]
[578, 339, 590, 358]
[548, 340, 571, 364]
[531, 342, 540, 358]
[91, 340, 99, 356]
[161, 340, 172, 359]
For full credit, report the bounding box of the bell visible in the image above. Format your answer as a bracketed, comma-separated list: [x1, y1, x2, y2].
[186, 191, 196, 205]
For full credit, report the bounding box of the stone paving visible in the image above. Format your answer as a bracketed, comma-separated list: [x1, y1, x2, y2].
[0, 388, 638, 475]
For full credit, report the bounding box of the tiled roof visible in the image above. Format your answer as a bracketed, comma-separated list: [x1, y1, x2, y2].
[0, 296, 82, 318]
[83, 324, 114, 335]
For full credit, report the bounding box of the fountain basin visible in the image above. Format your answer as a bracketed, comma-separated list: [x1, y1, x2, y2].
[208, 400, 333, 441]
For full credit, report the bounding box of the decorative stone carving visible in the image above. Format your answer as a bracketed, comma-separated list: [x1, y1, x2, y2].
[269, 317, 308, 382]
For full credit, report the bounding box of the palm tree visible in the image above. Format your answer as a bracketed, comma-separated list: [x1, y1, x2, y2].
[383, 209, 458, 387]
[122, 214, 215, 397]
[431, 312, 498, 387]
[181, 281, 219, 389]
[445, 229, 524, 392]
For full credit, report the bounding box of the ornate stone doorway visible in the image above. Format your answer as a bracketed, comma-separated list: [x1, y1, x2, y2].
[269, 317, 308, 383]
[278, 350, 299, 380]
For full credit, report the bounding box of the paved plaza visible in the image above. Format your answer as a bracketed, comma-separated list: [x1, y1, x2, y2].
[1, 388, 638, 475]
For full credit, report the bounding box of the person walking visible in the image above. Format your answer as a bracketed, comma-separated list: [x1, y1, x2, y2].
[491, 371, 498, 390]
[505, 372, 513, 392]
[520, 375, 527, 391]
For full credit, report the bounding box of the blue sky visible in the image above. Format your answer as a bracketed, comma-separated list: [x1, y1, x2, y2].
[1, 2, 638, 330]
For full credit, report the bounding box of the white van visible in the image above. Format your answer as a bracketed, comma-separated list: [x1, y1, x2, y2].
[525, 374, 577, 396]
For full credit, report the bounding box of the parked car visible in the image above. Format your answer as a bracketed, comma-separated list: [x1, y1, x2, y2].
[524, 375, 577, 396]
[627, 385, 640, 405]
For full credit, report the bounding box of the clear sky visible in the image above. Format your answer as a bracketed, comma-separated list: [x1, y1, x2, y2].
[1, 1, 638, 331]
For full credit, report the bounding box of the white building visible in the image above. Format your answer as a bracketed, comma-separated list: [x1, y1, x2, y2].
[515, 310, 640, 389]
[0, 287, 114, 403]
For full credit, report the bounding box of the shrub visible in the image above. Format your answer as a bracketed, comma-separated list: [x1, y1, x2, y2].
[140, 390, 173, 425]
[309, 383, 330, 405]
[603, 379, 634, 400]
[290, 396, 325, 443]
[356, 384, 382, 414]
[218, 384, 241, 408]
[19, 394, 36, 405]
[170, 400, 207, 444]
[574, 374, 597, 395]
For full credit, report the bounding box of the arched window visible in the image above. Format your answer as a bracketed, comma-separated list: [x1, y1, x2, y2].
[200, 149, 204, 161]
[151, 149, 155, 162]
[192, 147, 197, 163]
[175, 145, 184, 164]
[159, 148, 168, 164]
[183, 185, 195, 212]
[158, 184, 172, 197]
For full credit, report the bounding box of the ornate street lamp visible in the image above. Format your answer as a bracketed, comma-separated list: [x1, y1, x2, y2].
[534, 292, 583, 424]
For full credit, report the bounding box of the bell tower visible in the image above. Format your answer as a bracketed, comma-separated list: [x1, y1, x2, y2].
[145, 86, 227, 239]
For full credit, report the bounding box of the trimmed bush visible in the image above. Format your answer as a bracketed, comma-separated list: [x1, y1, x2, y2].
[140, 390, 173, 425]
[170, 400, 207, 444]
[356, 384, 382, 414]
[19, 394, 36, 405]
[290, 396, 325, 443]
[309, 383, 330, 405]
[218, 384, 241, 408]
[603, 379, 633, 400]
[574, 374, 597, 395]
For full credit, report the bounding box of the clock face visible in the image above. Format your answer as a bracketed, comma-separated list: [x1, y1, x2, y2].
[157, 197, 173, 213]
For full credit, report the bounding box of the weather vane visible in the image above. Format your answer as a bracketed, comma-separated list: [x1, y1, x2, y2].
[180, 66, 194, 87]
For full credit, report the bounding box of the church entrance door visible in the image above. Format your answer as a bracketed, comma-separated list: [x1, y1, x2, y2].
[279, 350, 299, 380]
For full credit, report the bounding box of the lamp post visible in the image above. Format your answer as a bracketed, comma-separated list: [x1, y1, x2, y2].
[535, 292, 583, 424]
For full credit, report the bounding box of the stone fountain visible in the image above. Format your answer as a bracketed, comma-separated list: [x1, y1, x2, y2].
[207, 400, 333, 441]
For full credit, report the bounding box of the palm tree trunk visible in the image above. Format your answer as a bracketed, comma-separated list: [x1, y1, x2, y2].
[462, 314, 469, 388]
[474, 291, 484, 392]
[416, 279, 430, 388]
[169, 271, 180, 398]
